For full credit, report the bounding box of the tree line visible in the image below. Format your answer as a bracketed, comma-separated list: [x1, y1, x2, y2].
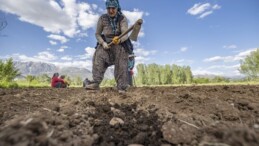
[0, 48, 258, 87]
[135, 64, 193, 85]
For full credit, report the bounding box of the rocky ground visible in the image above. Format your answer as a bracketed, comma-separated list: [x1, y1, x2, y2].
[0, 85, 259, 146]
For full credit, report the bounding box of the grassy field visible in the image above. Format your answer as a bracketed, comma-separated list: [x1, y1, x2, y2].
[0, 81, 256, 88]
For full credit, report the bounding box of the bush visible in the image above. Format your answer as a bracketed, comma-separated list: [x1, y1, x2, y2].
[0, 81, 18, 88]
[0, 58, 20, 82]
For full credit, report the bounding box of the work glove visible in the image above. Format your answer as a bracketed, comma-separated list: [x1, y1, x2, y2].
[112, 36, 120, 45]
[102, 42, 110, 49]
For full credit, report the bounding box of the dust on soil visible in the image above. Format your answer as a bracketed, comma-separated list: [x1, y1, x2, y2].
[0, 85, 259, 146]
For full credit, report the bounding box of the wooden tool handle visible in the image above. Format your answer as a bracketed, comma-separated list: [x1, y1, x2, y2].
[108, 19, 143, 46]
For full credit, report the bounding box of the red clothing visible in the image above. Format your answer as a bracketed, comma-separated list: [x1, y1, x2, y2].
[51, 77, 65, 87]
[130, 70, 134, 75]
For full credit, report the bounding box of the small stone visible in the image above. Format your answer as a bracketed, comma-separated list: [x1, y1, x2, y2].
[254, 124, 259, 129]
[0, 91, 6, 96]
[139, 124, 149, 131]
[161, 144, 172, 146]
[128, 144, 144, 146]
[109, 117, 124, 126]
[111, 107, 125, 117]
[133, 132, 147, 144]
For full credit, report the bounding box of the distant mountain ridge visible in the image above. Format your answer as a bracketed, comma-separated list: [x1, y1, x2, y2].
[14, 61, 114, 80]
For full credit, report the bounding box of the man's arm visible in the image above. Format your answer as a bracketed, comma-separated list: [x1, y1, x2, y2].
[95, 17, 104, 44]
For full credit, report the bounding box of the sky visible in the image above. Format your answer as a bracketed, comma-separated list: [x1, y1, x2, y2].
[0, 0, 258, 77]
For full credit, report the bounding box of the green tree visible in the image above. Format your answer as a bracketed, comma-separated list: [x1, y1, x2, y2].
[66, 76, 72, 85]
[37, 74, 51, 83]
[193, 78, 210, 84]
[26, 75, 35, 86]
[0, 58, 20, 82]
[136, 64, 147, 85]
[184, 66, 193, 84]
[172, 64, 181, 84]
[179, 67, 187, 84]
[210, 76, 230, 83]
[239, 48, 259, 79]
[146, 64, 161, 85]
[73, 76, 83, 86]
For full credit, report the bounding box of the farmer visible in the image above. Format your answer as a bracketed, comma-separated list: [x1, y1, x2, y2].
[60, 75, 70, 87]
[85, 0, 129, 93]
[128, 53, 135, 86]
[51, 73, 66, 88]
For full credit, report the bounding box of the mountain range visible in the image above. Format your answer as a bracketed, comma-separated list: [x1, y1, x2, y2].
[14, 61, 114, 80]
[13, 61, 243, 80]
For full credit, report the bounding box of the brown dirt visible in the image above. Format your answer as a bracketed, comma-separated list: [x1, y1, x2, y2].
[0, 85, 259, 146]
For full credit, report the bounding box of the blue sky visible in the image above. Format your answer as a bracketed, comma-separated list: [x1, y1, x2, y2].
[0, 0, 258, 76]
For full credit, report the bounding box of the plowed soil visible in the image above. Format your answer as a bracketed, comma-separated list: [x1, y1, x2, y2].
[0, 85, 259, 146]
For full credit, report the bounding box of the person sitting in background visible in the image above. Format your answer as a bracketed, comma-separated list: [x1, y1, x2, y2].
[60, 75, 70, 87]
[128, 53, 135, 86]
[51, 73, 66, 88]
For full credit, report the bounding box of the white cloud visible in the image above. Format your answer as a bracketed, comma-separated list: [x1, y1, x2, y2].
[192, 69, 224, 76]
[138, 30, 145, 38]
[0, 51, 93, 69]
[48, 34, 68, 44]
[199, 11, 213, 19]
[171, 59, 194, 66]
[187, 3, 211, 15]
[135, 56, 150, 63]
[204, 48, 257, 62]
[145, 12, 150, 16]
[187, 3, 221, 19]
[193, 64, 242, 77]
[133, 48, 157, 64]
[118, 9, 147, 38]
[61, 56, 72, 61]
[223, 45, 237, 49]
[180, 47, 188, 52]
[92, 4, 98, 10]
[2, 51, 57, 62]
[49, 40, 57, 45]
[85, 47, 95, 58]
[135, 48, 157, 57]
[204, 56, 227, 62]
[57, 49, 64, 52]
[234, 49, 256, 61]
[207, 64, 239, 70]
[213, 4, 221, 10]
[0, 0, 76, 37]
[131, 41, 157, 64]
[76, 47, 96, 60]
[57, 46, 68, 52]
[77, 3, 99, 30]
[52, 60, 92, 69]
[35, 51, 57, 61]
[0, 0, 148, 43]
[122, 9, 145, 25]
[0, 0, 99, 39]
